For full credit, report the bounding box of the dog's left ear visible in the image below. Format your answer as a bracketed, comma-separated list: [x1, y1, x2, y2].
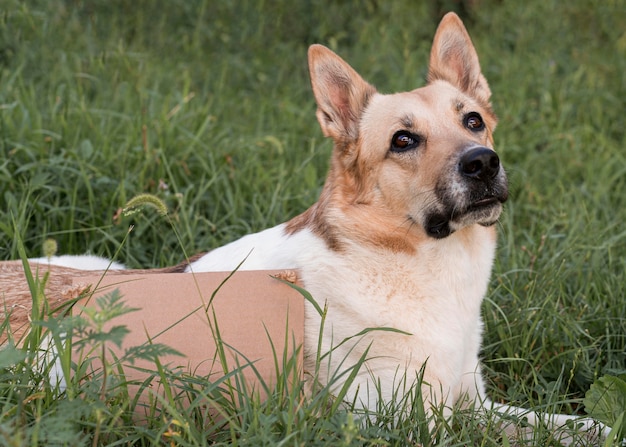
[308, 44, 377, 144]
[428, 12, 491, 105]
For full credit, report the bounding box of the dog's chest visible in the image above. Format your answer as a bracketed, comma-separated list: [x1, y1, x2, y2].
[300, 234, 494, 332]
[295, 228, 497, 403]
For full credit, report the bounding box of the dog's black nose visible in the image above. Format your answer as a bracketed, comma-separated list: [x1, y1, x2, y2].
[459, 147, 500, 181]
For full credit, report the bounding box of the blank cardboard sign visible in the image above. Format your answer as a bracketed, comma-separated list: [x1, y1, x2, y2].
[72, 270, 304, 414]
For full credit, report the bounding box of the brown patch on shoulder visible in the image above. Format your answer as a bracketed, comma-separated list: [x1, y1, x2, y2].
[285, 205, 343, 252]
[285, 169, 346, 253]
[284, 207, 312, 235]
[165, 252, 209, 273]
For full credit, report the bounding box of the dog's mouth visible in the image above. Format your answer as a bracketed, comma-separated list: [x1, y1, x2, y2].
[421, 156, 509, 239]
[424, 194, 505, 239]
[467, 196, 499, 211]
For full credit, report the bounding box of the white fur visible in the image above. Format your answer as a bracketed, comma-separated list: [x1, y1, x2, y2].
[186, 224, 301, 272]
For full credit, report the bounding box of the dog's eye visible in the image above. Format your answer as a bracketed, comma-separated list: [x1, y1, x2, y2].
[464, 112, 485, 131]
[391, 131, 420, 153]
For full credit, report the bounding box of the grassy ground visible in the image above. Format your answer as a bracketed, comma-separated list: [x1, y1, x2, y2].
[1, 0, 625, 445]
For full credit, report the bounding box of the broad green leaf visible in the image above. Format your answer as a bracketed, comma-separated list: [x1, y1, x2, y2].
[584, 374, 626, 427]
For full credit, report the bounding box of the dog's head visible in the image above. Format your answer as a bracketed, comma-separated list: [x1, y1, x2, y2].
[306, 13, 508, 248]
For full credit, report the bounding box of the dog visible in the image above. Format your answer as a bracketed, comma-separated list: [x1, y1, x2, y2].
[25, 12, 605, 444]
[186, 12, 507, 412]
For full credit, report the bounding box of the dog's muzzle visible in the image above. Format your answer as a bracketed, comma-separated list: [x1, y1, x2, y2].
[425, 146, 508, 239]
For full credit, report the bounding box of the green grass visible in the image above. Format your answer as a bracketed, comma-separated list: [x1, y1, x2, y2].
[1, 0, 625, 445]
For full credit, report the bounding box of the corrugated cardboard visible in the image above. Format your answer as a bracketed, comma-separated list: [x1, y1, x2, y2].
[72, 270, 304, 414]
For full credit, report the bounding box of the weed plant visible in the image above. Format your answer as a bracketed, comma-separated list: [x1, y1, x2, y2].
[1, 0, 625, 445]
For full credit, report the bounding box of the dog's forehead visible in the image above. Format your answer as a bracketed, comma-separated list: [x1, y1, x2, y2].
[364, 81, 484, 132]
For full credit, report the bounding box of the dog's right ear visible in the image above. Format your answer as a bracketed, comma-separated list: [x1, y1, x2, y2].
[308, 44, 376, 144]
